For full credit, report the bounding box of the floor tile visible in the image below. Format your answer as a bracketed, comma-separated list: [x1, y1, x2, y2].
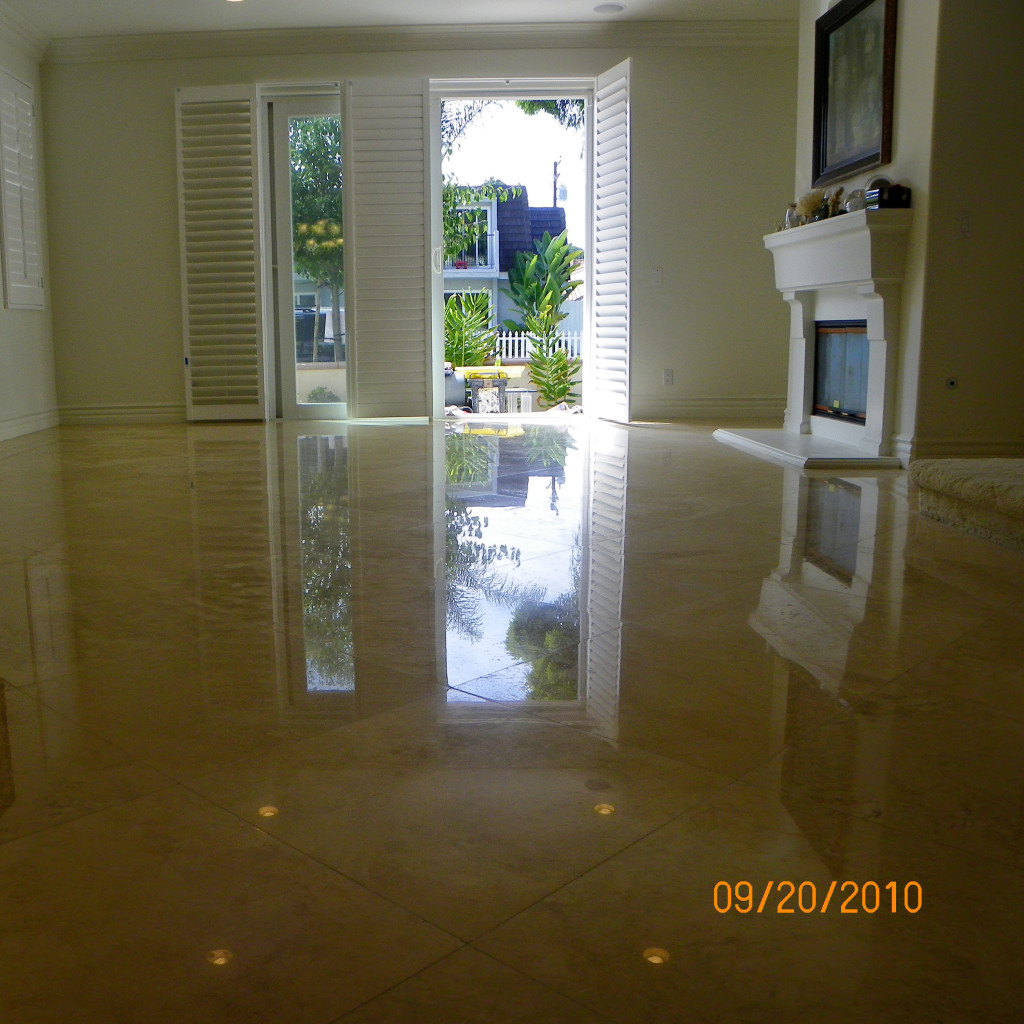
[187, 699, 730, 940]
[476, 783, 1024, 1023]
[0, 786, 460, 1024]
[336, 946, 615, 1023]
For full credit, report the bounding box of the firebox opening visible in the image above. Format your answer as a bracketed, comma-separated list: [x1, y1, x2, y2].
[813, 320, 868, 423]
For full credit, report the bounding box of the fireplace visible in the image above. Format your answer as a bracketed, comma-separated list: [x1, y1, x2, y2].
[714, 208, 911, 468]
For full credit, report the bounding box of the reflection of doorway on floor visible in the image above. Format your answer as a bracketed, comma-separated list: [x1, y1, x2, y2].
[441, 97, 586, 416]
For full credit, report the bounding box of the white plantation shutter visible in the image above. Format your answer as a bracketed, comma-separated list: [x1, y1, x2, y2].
[346, 78, 432, 418]
[582, 423, 628, 738]
[590, 59, 631, 422]
[176, 86, 266, 420]
[0, 70, 43, 310]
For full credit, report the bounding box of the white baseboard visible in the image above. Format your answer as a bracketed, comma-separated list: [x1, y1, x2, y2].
[0, 407, 60, 443]
[59, 403, 186, 425]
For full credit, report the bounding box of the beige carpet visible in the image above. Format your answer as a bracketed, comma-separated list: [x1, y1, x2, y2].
[910, 457, 1024, 551]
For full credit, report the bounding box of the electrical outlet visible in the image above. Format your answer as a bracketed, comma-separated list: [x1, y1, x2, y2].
[662, 368, 674, 386]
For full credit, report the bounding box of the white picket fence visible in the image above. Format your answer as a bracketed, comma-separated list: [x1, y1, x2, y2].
[495, 331, 582, 362]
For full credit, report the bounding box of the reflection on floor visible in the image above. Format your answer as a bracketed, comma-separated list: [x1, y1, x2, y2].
[1, 420, 1023, 1022]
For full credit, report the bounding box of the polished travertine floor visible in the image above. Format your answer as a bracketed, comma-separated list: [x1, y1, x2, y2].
[2, 420, 1023, 1023]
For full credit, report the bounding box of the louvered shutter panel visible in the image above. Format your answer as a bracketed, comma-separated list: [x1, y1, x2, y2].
[0, 70, 43, 310]
[583, 423, 628, 737]
[346, 78, 432, 418]
[176, 86, 266, 420]
[591, 60, 631, 422]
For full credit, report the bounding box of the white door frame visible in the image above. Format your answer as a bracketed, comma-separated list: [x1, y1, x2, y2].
[429, 78, 596, 419]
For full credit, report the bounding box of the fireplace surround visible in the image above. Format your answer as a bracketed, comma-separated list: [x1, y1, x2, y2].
[716, 208, 912, 469]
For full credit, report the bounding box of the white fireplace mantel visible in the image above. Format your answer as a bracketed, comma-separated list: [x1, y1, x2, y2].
[716, 208, 912, 469]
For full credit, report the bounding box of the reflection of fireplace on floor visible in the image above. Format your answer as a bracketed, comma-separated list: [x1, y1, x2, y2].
[814, 320, 867, 423]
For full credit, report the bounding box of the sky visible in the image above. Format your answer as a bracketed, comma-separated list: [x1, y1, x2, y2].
[441, 100, 587, 251]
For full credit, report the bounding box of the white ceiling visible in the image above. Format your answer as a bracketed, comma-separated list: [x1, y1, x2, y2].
[1, 0, 798, 42]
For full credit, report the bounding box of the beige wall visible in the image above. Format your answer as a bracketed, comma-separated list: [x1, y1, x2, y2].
[40, 27, 797, 424]
[913, 0, 1024, 456]
[0, 24, 57, 442]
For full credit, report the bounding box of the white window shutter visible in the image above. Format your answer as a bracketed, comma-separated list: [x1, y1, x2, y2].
[590, 59, 631, 423]
[175, 86, 267, 421]
[345, 78, 432, 418]
[0, 69, 44, 310]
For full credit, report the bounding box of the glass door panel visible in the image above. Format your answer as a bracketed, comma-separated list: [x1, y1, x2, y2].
[271, 96, 347, 418]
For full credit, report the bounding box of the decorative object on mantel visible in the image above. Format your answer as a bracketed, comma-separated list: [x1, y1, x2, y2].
[865, 183, 911, 208]
[812, 0, 898, 188]
[845, 188, 867, 212]
[780, 186, 846, 229]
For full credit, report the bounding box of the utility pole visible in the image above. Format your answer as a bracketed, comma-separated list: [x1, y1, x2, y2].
[552, 158, 561, 206]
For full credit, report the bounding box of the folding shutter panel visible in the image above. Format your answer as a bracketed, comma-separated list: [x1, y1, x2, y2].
[346, 78, 432, 418]
[582, 422, 628, 738]
[590, 59, 631, 422]
[0, 70, 43, 310]
[176, 86, 267, 420]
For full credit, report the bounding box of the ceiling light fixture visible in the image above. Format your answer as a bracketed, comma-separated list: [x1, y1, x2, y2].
[207, 949, 234, 966]
[594, 803, 615, 815]
[594, 3, 626, 13]
[643, 947, 670, 965]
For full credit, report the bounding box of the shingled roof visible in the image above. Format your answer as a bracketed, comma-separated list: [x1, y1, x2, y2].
[494, 187, 567, 273]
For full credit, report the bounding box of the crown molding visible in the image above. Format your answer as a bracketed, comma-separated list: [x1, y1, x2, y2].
[44, 20, 796, 65]
[0, 0, 48, 60]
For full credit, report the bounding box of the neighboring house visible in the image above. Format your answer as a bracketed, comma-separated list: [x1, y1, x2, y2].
[443, 186, 582, 341]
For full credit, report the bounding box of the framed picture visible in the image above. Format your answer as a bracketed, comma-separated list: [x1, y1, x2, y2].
[812, 0, 898, 187]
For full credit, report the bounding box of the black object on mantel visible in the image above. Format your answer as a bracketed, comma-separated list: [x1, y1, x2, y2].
[865, 184, 911, 209]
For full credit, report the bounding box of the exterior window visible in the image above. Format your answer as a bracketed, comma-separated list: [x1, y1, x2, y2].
[445, 200, 497, 271]
[0, 69, 43, 310]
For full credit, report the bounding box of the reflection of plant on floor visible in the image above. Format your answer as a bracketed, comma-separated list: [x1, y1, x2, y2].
[444, 291, 498, 367]
[505, 596, 579, 701]
[445, 430, 492, 485]
[523, 425, 575, 470]
[446, 499, 543, 641]
[505, 530, 582, 701]
[502, 230, 583, 408]
[300, 445, 353, 685]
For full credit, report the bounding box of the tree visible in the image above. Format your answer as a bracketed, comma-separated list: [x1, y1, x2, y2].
[514, 99, 586, 131]
[441, 99, 496, 156]
[289, 117, 344, 361]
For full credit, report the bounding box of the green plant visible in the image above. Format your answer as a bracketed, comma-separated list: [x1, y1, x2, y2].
[306, 385, 342, 404]
[501, 230, 583, 407]
[444, 291, 498, 367]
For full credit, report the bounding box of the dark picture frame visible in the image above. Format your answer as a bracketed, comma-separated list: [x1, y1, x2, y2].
[812, 0, 898, 187]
